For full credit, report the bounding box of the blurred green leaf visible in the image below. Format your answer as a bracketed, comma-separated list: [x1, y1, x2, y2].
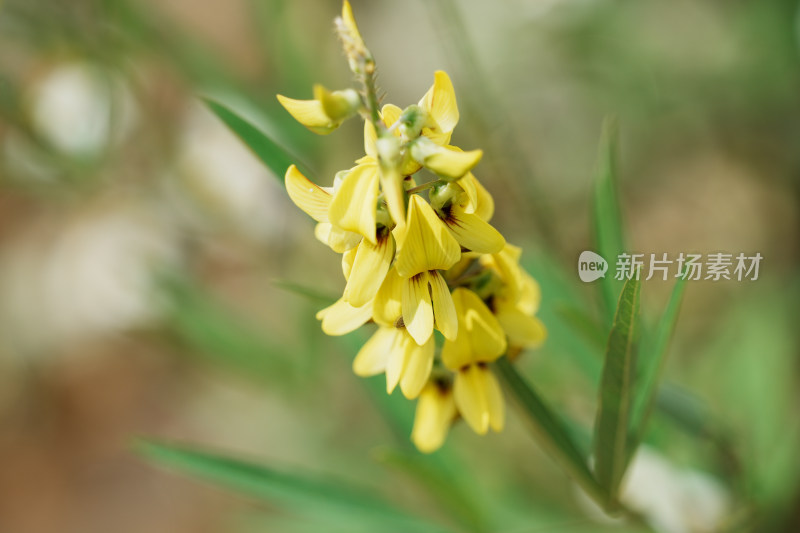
[628, 277, 686, 456]
[204, 98, 310, 181]
[593, 276, 640, 508]
[494, 357, 606, 508]
[592, 117, 625, 325]
[138, 440, 449, 533]
[272, 278, 337, 306]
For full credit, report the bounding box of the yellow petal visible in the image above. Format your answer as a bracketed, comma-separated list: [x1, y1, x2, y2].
[343, 233, 394, 307]
[353, 327, 394, 376]
[441, 288, 507, 369]
[385, 328, 408, 394]
[453, 365, 490, 434]
[373, 267, 403, 327]
[381, 104, 403, 129]
[276, 94, 338, 135]
[340, 0, 365, 48]
[517, 272, 542, 315]
[423, 146, 483, 180]
[481, 243, 526, 299]
[443, 207, 505, 254]
[472, 174, 495, 222]
[314, 85, 359, 122]
[402, 272, 434, 345]
[328, 163, 379, 244]
[411, 382, 457, 453]
[429, 270, 457, 340]
[342, 246, 357, 280]
[285, 165, 331, 222]
[316, 297, 373, 336]
[314, 222, 361, 253]
[419, 70, 459, 143]
[495, 307, 547, 348]
[456, 174, 478, 214]
[394, 195, 461, 278]
[399, 334, 435, 399]
[377, 146, 407, 229]
[454, 365, 504, 435]
[364, 121, 377, 158]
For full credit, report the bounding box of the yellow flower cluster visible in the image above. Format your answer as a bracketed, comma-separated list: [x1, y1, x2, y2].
[278, 1, 545, 453]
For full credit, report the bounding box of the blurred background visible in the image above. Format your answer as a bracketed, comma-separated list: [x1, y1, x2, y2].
[0, 0, 798, 532]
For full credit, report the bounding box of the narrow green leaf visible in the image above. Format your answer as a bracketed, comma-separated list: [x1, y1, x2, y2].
[493, 357, 606, 508]
[593, 276, 641, 506]
[203, 98, 310, 181]
[627, 277, 686, 456]
[138, 440, 446, 532]
[592, 117, 625, 324]
[272, 278, 338, 306]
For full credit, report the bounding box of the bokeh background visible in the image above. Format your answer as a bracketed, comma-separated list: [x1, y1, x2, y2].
[0, 0, 798, 532]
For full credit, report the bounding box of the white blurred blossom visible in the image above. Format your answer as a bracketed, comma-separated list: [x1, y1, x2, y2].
[578, 447, 730, 533]
[28, 62, 137, 157]
[0, 200, 179, 355]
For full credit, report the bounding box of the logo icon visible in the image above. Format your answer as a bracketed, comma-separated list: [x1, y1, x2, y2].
[578, 251, 608, 282]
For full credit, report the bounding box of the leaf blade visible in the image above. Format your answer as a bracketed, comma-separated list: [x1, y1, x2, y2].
[628, 277, 686, 455]
[203, 98, 309, 181]
[592, 117, 625, 325]
[138, 440, 446, 532]
[593, 276, 641, 506]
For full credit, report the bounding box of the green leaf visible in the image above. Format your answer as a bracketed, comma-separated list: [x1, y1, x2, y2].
[204, 98, 311, 181]
[593, 276, 640, 507]
[592, 117, 625, 325]
[272, 278, 338, 306]
[138, 440, 447, 533]
[493, 357, 606, 508]
[627, 277, 686, 456]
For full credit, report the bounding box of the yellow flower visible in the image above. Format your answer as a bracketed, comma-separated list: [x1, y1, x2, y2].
[402, 269, 457, 345]
[481, 244, 547, 348]
[276, 85, 360, 135]
[441, 288, 507, 369]
[394, 194, 460, 278]
[418, 71, 459, 146]
[353, 326, 434, 399]
[430, 182, 505, 254]
[410, 139, 483, 181]
[440, 287, 507, 435]
[316, 297, 373, 336]
[342, 229, 394, 307]
[411, 380, 457, 453]
[454, 363, 504, 435]
[327, 162, 381, 245]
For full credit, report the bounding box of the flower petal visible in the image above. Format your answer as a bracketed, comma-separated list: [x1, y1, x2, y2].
[411, 382, 457, 453]
[385, 329, 407, 394]
[429, 270, 457, 340]
[445, 209, 505, 254]
[453, 365, 490, 435]
[373, 267, 403, 327]
[442, 288, 506, 369]
[364, 121, 377, 158]
[399, 334, 434, 399]
[342, 246, 357, 279]
[276, 95, 338, 135]
[423, 146, 483, 180]
[328, 163, 379, 244]
[472, 174, 495, 222]
[456, 174, 478, 214]
[402, 272, 434, 345]
[495, 308, 547, 349]
[517, 272, 542, 315]
[314, 222, 361, 253]
[316, 297, 373, 336]
[285, 165, 331, 222]
[343, 233, 394, 307]
[419, 70, 459, 141]
[395, 195, 461, 278]
[381, 104, 402, 129]
[353, 327, 394, 376]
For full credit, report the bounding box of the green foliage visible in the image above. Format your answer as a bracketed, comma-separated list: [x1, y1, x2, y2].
[204, 98, 312, 182]
[593, 277, 640, 508]
[137, 440, 449, 533]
